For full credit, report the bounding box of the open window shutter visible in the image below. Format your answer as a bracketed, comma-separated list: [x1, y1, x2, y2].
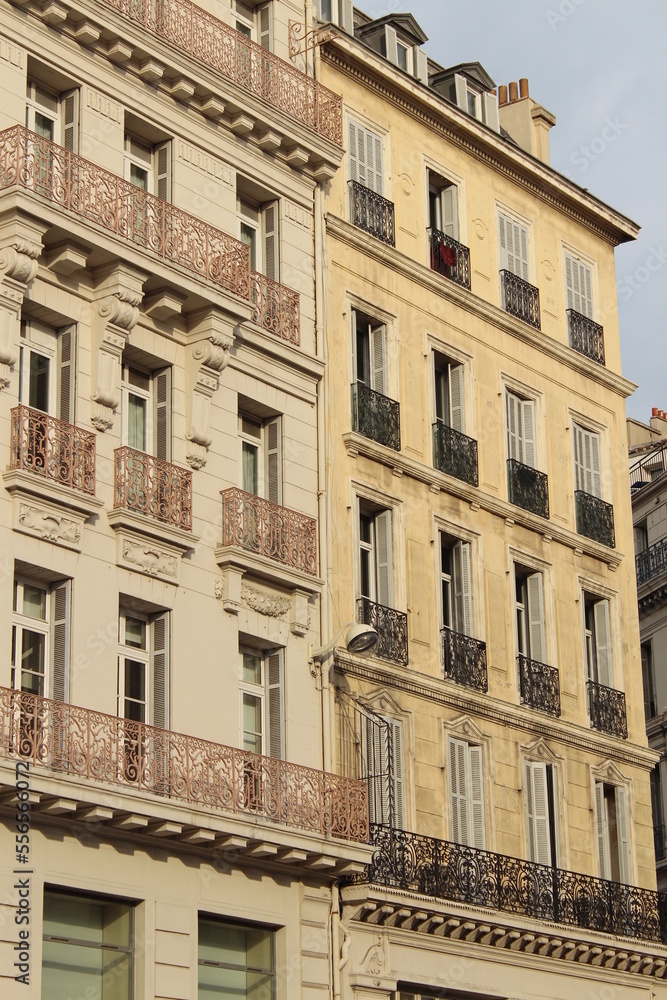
[153, 367, 171, 461]
[527, 761, 552, 866]
[582, 264, 593, 319]
[460, 542, 472, 637]
[469, 744, 485, 849]
[348, 121, 360, 184]
[51, 581, 70, 702]
[390, 719, 404, 829]
[384, 26, 398, 66]
[521, 399, 536, 469]
[589, 432, 602, 499]
[265, 416, 282, 504]
[57, 325, 75, 424]
[526, 572, 545, 663]
[565, 255, 575, 312]
[263, 202, 279, 282]
[151, 613, 169, 730]
[374, 509, 393, 608]
[482, 91, 499, 132]
[595, 781, 611, 880]
[449, 363, 464, 432]
[593, 600, 612, 688]
[499, 214, 509, 272]
[61, 89, 79, 154]
[340, 0, 353, 34]
[258, 3, 272, 50]
[441, 184, 458, 240]
[454, 74, 468, 112]
[363, 717, 380, 824]
[266, 651, 284, 760]
[506, 391, 520, 461]
[450, 737, 466, 845]
[519, 224, 529, 280]
[370, 323, 386, 395]
[615, 786, 630, 884]
[155, 142, 171, 202]
[414, 47, 428, 84]
[368, 131, 383, 196]
[574, 425, 585, 493]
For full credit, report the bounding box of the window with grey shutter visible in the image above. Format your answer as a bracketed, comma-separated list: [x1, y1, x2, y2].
[565, 253, 593, 318]
[595, 781, 631, 884]
[449, 737, 484, 849]
[574, 424, 602, 498]
[348, 120, 384, 195]
[266, 650, 284, 759]
[258, 2, 272, 49]
[61, 89, 79, 154]
[263, 202, 279, 281]
[155, 142, 171, 202]
[51, 581, 70, 703]
[365, 714, 403, 828]
[525, 760, 555, 866]
[153, 368, 171, 461]
[57, 325, 76, 424]
[506, 390, 536, 468]
[499, 212, 529, 280]
[264, 416, 282, 504]
[150, 613, 169, 730]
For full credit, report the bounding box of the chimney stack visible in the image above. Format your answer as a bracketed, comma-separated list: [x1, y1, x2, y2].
[497, 76, 556, 165]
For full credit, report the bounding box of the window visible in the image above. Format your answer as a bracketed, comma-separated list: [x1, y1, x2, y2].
[594, 780, 630, 883]
[506, 390, 536, 469]
[428, 171, 458, 239]
[348, 120, 384, 194]
[498, 212, 529, 279]
[238, 410, 282, 502]
[118, 609, 169, 728]
[642, 642, 657, 721]
[396, 39, 412, 73]
[42, 890, 133, 999]
[515, 567, 545, 663]
[652, 765, 665, 860]
[565, 252, 593, 318]
[634, 521, 648, 555]
[19, 319, 75, 422]
[354, 309, 386, 395]
[198, 917, 274, 999]
[26, 78, 78, 151]
[449, 737, 484, 849]
[440, 534, 471, 636]
[121, 362, 171, 459]
[434, 353, 464, 431]
[240, 648, 284, 759]
[124, 134, 171, 199]
[316, 0, 353, 31]
[233, 0, 272, 47]
[11, 577, 70, 701]
[525, 760, 558, 866]
[584, 594, 612, 687]
[573, 424, 602, 499]
[466, 87, 481, 119]
[364, 713, 404, 828]
[237, 197, 279, 279]
[358, 503, 393, 608]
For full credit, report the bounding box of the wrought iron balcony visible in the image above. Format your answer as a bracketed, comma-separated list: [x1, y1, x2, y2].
[428, 228, 471, 289]
[220, 488, 317, 576]
[250, 270, 300, 345]
[114, 447, 192, 532]
[442, 628, 488, 693]
[507, 458, 549, 518]
[433, 420, 478, 486]
[587, 679, 628, 739]
[636, 538, 667, 587]
[0, 126, 250, 300]
[352, 382, 401, 451]
[349, 181, 395, 246]
[655, 824, 667, 863]
[575, 490, 615, 548]
[568, 309, 605, 365]
[357, 598, 408, 666]
[0, 687, 368, 842]
[10, 405, 95, 495]
[500, 270, 541, 329]
[351, 824, 667, 944]
[518, 654, 561, 717]
[630, 441, 667, 492]
[100, 0, 342, 144]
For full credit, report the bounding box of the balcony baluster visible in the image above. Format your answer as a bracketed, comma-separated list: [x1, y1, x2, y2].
[587, 679, 628, 739]
[349, 181, 395, 245]
[10, 405, 95, 495]
[357, 597, 408, 665]
[568, 309, 605, 365]
[518, 653, 561, 717]
[429, 228, 471, 289]
[507, 458, 549, 518]
[114, 447, 192, 531]
[433, 420, 478, 486]
[575, 490, 615, 548]
[500, 269, 541, 329]
[220, 488, 317, 576]
[352, 382, 400, 451]
[442, 628, 488, 692]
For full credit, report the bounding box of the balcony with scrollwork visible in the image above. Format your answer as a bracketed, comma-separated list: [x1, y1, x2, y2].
[575, 490, 615, 548]
[250, 270, 300, 344]
[113, 447, 192, 534]
[348, 823, 667, 945]
[568, 309, 605, 365]
[357, 598, 408, 666]
[433, 420, 478, 486]
[352, 382, 400, 451]
[9, 405, 95, 495]
[587, 679, 628, 739]
[500, 270, 541, 329]
[507, 459, 549, 518]
[219, 488, 317, 582]
[349, 181, 395, 246]
[518, 654, 561, 717]
[429, 228, 471, 289]
[0, 687, 369, 852]
[442, 628, 487, 693]
[637, 538, 667, 588]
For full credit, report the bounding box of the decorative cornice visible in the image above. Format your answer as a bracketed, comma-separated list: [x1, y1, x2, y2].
[240, 585, 291, 618]
[0, 241, 41, 285]
[97, 290, 141, 333]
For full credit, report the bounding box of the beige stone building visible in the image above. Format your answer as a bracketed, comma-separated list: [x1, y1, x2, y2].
[312, 4, 667, 999]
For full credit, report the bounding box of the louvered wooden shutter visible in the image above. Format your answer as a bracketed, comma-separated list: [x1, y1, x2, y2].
[450, 737, 468, 845]
[340, 0, 353, 34]
[482, 91, 499, 132]
[454, 541, 472, 637]
[441, 184, 457, 239]
[364, 716, 384, 824]
[575, 426, 602, 497]
[51, 581, 70, 702]
[155, 142, 171, 202]
[593, 600, 612, 688]
[263, 202, 279, 281]
[153, 368, 171, 461]
[266, 651, 284, 760]
[370, 323, 386, 395]
[565, 254, 593, 318]
[469, 744, 485, 849]
[370, 132, 383, 196]
[348, 120, 364, 186]
[258, 3, 271, 49]
[520, 399, 536, 469]
[151, 613, 169, 729]
[526, 572, 545, 663]
[390, 718, 404, 829]
[499, 213, 528, 279]
[414, 47, 428, 84]
[454, 74, 468, 111]
[506, 391, 520, 461]
[384, 25, 398, 65]
[61, 90, 79, 153]
[374, 509, 393, 608]
[265, 417, 282, 504]
[615, 786, 630, 884]
[57, 325, 75, 424]
[595, 781, 610, 880]
[449, 363, 464, 432]
[526, 761, 551, 866]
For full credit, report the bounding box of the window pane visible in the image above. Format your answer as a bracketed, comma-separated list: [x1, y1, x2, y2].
[128, 393, 147, 452]
[243, 694, 262, 753]
[397, 43, 408, 71]
[22, 583, 47, 620]
[34, 111, 55, 141]
[129, 162, 149, 191]
[243, 653, 262, 685]
[199, 962, 246, 994]
[199, 920, 247, 965]
[125, 618, 146, 649]
[198, 920, 274, 1000]
[29, 351, 50, 413]
[240, 223, 257, 270]
[242, 441, 259, 495]
[125, 660, 146, 702]
[21, 630, 45, 693]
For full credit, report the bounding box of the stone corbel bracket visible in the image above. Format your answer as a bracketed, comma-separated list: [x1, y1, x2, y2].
[185, 308, 236, 470]
[90, 264, 146, 431]
[0, 214, 47, 389]
[0, 286, 21, 390]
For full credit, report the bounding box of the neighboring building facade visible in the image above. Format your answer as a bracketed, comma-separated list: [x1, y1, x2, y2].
[313, 4, 667, 999]
[0, 0, 371, 996]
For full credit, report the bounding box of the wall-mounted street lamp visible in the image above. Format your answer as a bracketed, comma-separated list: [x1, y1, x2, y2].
[310, 621, 378, 662]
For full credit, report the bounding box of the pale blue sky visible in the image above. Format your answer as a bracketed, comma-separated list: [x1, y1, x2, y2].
[360, 0, 665, 420]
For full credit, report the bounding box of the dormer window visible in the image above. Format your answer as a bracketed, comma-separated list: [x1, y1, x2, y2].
[357, 14, 428, 83]
[397, 40, 411, 74]
[467, 88, 481, 119]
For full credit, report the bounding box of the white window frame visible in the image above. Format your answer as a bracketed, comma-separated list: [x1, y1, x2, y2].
[496, 205, 532, 282]
[524, 758, 559, 867]
[396, 39, 412, 74]
[123, 134, 171, 201]
[120, 362, 171, 460]
[563, 245, 596, 320]
[12, 580, 50, 697]
[237, 195, 279, 280]
[353, 308, 387, 397]
[238, 410, 282, 503]
[233, 0, 272, 46]
[118, 609, 169, 728]
[440, 533, 472, 637]
[364, 712, 404, 829]
[26, 79, 60, 142]
[583, 592, 613, 688]
[347, 117, 385, 196]
[19, 319, 57, 416]
[11, 577, 71, 703]
[594, 779, 631, 885]
[449, 736, 485, 849]
[466, 87, 482, 120]
[358, 502, 393, 609]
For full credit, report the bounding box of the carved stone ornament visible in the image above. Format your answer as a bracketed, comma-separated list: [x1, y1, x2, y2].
[241, 584, 291, 618]
[0, 241, 41, 286]
[91, 281, 144, 432]
[97, 290, 141, 332]
[361, 935, 384, 976]
[214, 578, 225, 599]
[122, 539, 178, 578]
[18, 503, 81, 544]
[0, 293, 20, 389]
[185, 310, 236, 469]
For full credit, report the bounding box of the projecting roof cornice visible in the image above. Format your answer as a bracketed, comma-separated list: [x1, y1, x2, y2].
[321, 35, 639, 247]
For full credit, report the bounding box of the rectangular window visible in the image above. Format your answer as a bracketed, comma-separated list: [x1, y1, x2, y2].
[238, 411, 282, 502]
[428, 170, 458, 239]
[234, 0, 272, 47]
[358, 503, 393, 608]
[19, 320, 76, 422]
[449, 737, 484, 849]
[506, 390, 536, 468]
[364, 714, 404, 829]
[433, 352, 464, 431]
[584, 594, 612, 687]
[198, 917, 274, 999]
[440, 534, 471, 636]
[348, 120, 384, 195]
[118, 609, 169, 728]
[240, 648, 284, 759]
[237, 196, 280, 280]
[498, 212, 529, 280]
[565, 252, 594, 318]
[595, 781, 630, 884]
[515, 567, 545, 663]
[642, 642, 657, 721]
[354, 309, 386, 394]
[651, 765, 665, 859]
[11, 577, 70, 701]
[574, 424, 602, 499]
[121, 362, 171, 460]
[124, 134, 171, 200]
[42, 890, 133, 998]
[26, 79, 79, 151]
[634, 522, 648, 555]
[525, 760, 558, 866]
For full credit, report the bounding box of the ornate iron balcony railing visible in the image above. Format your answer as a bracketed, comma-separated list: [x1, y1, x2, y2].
[349, 181, 395, 246]
[0, 687, 368, 842]
[442, 628, 488, 693]
[250, 270, 300, 344]
[568, 309, 605, 365]
[351, 824, 667, 944]
[432, 420, 478, 486]
[636, 538, 667, 587]
[0, 126, 251, 299]
[352, 382, 401, 451]
[587, 679, 628, 739]
[507, 458, 549, 518]
[10, 405, 95, 495]
[518, 654, 561, 717]
[357, 598, 408, 666]
[114, 447, 192, 532]
[428, 228, 471, 289]
[500, 270, 541, 329]
[655, 824, 667, 863]
[101, 0, 342, 144]
[220, 488, 317, 576]
[575, 490, 615, 548]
